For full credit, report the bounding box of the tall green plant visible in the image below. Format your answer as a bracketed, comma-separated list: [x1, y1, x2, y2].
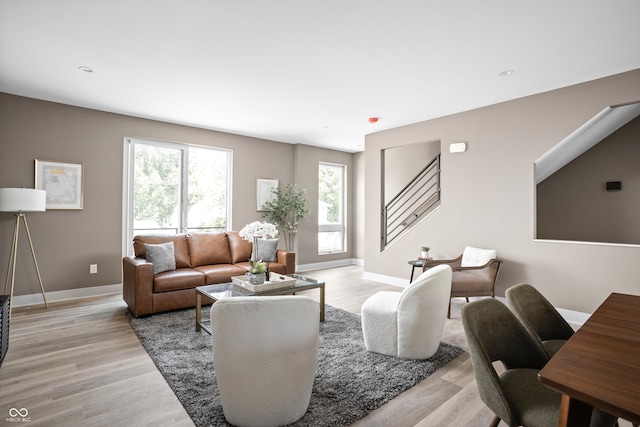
[261, 184, 309, 250]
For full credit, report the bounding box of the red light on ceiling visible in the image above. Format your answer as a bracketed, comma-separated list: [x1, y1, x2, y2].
[368, 117, 379, 123]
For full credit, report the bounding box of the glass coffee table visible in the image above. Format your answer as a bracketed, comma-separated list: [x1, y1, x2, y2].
[195, 274, 325, 334]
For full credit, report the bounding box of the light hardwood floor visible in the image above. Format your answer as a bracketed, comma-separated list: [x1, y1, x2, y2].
[0, 265, 632, 426]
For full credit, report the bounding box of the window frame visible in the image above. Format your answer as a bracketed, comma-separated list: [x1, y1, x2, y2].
[318, 161, 346, 255]
[122, 137, 232, 256]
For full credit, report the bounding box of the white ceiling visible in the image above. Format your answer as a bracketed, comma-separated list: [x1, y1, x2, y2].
[1, 0, 640, 153]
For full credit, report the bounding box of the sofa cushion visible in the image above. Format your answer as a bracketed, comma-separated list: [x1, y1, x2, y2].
[134, 234, 191, 268]
[194, 264, 249, 285]
[188, 233, 232, 267]
[256, 238, 279, 262]
[145, 242, 176, 274]
[153, 268, 205, 293]
[227, 231, 252, 264]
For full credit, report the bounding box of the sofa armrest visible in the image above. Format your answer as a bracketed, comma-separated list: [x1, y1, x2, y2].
[276, 250, 296, 274]
[123, 256, 154, 317]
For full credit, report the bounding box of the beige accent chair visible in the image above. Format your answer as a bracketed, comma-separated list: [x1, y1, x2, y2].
[361, 264, 452, 359]
[462, 298, 617, 427]
[423, 246, 502, 317]
[506, 283, 575, 357]
[210, 296, 319, 427]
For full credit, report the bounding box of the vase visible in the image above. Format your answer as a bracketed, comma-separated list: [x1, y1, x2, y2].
[246, 272, 265, 285]
[421, 251, 428, 259]
[252, 237, 258, 262]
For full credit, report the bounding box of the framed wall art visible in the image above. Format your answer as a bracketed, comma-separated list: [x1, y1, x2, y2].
[35, 160, 84, 210]
[256, 178, 278, 211]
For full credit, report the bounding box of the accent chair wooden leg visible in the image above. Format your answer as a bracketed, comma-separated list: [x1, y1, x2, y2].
[489, 415, 501, 427]
[447, 299, 451, 318]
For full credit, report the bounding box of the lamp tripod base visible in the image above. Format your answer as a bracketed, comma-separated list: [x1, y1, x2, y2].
[3, 212, 48, 318]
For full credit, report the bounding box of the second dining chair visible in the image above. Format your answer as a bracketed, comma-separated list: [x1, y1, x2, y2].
[506, 283, 575, 357]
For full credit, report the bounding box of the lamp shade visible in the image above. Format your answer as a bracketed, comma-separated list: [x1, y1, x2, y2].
[0, 188, 47, 212]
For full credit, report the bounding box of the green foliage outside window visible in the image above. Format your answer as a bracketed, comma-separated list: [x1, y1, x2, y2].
[134, 145, 180, 229]
[318, 165, 341, 223]
[133, 143, 228, 233]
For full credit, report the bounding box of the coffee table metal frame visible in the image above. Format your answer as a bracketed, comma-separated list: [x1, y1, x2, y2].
[195, 274, 325, 334]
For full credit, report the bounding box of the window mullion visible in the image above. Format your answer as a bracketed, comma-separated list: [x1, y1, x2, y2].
[180, 148, 189, 234]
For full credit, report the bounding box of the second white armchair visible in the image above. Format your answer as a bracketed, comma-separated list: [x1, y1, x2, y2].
[361, 264, 452, 359]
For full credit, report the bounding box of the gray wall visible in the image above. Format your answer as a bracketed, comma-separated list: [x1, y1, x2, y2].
[354, 152, 365, 262]
[364, 68, 640, 314]
[293, 144, 355, 265]
[0, 93, 353, 297]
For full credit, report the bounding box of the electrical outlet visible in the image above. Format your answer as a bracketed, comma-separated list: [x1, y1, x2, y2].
[90, 264, 98, 274]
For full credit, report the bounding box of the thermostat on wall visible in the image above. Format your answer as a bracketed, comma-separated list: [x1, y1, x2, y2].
[606, 181, 622, 191]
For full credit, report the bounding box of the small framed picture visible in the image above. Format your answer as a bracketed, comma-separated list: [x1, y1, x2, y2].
[35, 160, 84, 210]
[256, 178, 279, 211]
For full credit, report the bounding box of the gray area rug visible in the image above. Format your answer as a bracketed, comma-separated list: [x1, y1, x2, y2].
[128, 305, 464, 426]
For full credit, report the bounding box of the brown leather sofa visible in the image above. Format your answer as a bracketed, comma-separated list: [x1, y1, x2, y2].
[123, 231, 295, 316]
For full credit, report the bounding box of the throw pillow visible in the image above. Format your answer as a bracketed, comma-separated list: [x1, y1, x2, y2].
[256, 238, 279, 262]
[145, 241, 176, 274]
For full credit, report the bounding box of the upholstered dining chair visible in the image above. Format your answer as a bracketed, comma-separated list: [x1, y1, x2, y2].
[423, 246, 502, 317]
[462, 298, 618, 427]
[210, 296, 319, 427]
[361, 264, 452, 359]
[506, 283, 575, 357]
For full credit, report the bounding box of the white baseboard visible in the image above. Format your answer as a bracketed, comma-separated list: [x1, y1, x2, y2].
[297, 258, 361, 272]
[556, 307, 590, 326]
[362, 271, 408, 288]
[11, 283, 123, 308]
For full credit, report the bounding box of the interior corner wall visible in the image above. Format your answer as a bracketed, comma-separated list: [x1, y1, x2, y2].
[536, 115, 640, 244]
[364, 68, 640, 314]
[0, 93, 347, 298]
[293, 144, 355, 265]
[353, 152, 365, 261]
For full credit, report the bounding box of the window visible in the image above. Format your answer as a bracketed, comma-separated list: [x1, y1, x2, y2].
[318, 162, 346, 254]
[123, 138, 231, 255]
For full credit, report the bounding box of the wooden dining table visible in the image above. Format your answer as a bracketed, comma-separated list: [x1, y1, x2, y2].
[538, 292, 640, 427]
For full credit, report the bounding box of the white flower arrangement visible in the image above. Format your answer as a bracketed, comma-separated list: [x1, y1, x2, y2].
[239, 221, 279, 241]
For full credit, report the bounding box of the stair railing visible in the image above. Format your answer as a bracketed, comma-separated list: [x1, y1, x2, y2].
[382, 154, 440, 249]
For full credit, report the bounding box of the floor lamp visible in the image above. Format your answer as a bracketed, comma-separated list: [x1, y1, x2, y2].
[0, 188, 48, 317]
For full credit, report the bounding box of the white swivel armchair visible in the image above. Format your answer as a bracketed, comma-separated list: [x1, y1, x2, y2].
[211, 296, 319, 427]
[361, 264, 452, 359]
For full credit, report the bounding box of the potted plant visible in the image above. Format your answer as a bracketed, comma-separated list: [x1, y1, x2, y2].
[420, 246, 430, 259]
[247, 259, 267, 285]
[261, 184, 309, 251]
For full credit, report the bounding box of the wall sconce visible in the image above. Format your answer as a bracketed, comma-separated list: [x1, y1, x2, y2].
[449, 142, 467, 153]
